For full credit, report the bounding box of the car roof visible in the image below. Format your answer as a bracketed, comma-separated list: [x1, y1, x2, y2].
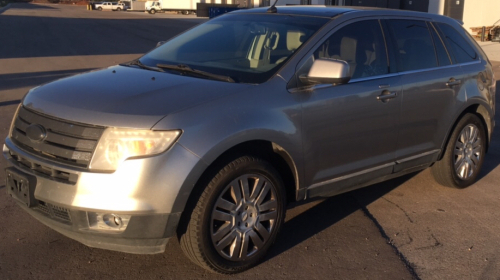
[232, 5, 443, 20]
[231, 5, 354, 17]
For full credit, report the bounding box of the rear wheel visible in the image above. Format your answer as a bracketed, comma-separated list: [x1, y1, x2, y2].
[98, 7, 102, 11]
[431, 113, 486, 188]
[179, 156, 286, 274]
[117, 7, 121, 11]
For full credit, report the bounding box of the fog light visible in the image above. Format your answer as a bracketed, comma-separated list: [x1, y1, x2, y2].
[87, 212, 131, 232]
[103, 214, 122, 228]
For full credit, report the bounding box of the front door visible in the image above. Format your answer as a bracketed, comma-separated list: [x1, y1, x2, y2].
[296, 19, 402, 196]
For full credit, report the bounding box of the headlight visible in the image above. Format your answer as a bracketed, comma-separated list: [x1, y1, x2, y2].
[89, 128, 181, 171]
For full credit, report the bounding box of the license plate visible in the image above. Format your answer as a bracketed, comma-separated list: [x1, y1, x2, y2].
[5, 167, 37, 208]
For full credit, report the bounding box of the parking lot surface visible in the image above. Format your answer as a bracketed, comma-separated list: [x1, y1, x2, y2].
[0, 4, 499, 280]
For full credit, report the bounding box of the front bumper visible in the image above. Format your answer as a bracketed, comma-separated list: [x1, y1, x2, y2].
[3, 138, 202, 254]
[10, 198, 178, 254]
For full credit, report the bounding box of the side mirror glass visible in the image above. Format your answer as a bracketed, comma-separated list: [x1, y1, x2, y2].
[156, 41, 166, 48]
[299, 59, 351, 86]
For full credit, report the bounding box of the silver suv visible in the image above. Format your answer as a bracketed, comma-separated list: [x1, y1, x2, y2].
[3, 6, 495, 274]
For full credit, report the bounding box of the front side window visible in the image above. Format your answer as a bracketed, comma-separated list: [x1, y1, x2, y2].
[141, 14, 329, 84]
[435, 22, 478, 64]
[387, 20, 438, 72]
[314, 20, 389, 79]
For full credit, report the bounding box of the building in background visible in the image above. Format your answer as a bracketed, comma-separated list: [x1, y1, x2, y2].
[243, 0, 500, 34]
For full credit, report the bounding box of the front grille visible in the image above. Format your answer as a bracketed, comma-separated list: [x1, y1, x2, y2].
[8, 149, 78, 184]
[35, 200, 72, 224]
[10, 106, 105, 168]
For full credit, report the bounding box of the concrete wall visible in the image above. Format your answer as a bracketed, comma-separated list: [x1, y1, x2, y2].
[462, 0, 500, 32]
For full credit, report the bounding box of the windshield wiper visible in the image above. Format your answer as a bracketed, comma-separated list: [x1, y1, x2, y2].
[156, 63, 235, 83]
[122, 60, 165, 72]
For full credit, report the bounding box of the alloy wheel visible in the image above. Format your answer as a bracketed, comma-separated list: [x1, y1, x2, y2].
[454, 124, 482, 180]
[210, 174, 278, 261]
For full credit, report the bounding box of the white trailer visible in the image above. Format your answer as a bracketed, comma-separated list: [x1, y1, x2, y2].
[145, 0, 200, 14]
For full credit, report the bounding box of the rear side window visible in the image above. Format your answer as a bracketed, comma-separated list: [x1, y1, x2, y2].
[429, 24, 452, 66]
[435, 22, 478, 63]
[387, 20, 438, 72]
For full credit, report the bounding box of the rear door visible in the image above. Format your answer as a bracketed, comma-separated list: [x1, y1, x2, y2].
[385, 19, 463, 172]
[434, 22, 484, 92]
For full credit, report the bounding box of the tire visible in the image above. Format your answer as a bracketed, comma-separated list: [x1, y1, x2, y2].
[117, 7, 121, 11]
[150, 9, 156, 14]
[431, 113, 487, 188]
[98, 7, 102, 11]
[179, 156, 286, 274]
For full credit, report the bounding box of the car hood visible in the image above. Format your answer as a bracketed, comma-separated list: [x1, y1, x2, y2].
[23, 65, 252, 129]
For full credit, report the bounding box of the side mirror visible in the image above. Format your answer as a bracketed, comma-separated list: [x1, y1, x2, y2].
[156, 41, 166, 48]
[299, 59, 351, 86]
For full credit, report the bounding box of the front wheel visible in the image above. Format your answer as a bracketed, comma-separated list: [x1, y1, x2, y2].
[116, 7, 121, 11]
[98, 7, 102, 11]
[179, 156, 286, 274]
[149, 9, 156, 14]
[431, 113, 487, 188]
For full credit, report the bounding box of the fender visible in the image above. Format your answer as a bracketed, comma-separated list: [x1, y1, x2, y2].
[153, 77, 305, 212]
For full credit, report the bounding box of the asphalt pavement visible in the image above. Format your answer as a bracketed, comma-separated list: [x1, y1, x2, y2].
[0, 3, 499, 280]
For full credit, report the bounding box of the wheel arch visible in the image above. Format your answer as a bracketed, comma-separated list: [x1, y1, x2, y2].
[438, 103, 492, 160]
[175, 140, 300, 237]
[201, 140, 298, 202]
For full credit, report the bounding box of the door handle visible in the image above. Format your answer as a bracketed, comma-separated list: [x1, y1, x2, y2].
[446, 78, 462, 87]
[377, 91, 398, 102]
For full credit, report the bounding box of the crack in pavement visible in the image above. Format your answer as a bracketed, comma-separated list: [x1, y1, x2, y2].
[395, 230, 414, 248]
[360, 206, 421, 280]
[415, 231, 443, 251]
[382, 197, 414, 223]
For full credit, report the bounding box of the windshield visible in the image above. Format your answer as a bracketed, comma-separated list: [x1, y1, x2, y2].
[140, 14, 329, 84]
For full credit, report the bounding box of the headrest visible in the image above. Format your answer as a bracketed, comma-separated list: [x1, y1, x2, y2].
[340, 36, 357, 62]
[287, 30, 306, 51]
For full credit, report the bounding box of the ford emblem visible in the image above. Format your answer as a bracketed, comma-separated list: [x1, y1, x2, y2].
[26, 124, 47, 142]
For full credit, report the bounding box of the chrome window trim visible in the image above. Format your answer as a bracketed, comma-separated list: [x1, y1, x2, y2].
[385, 64, 459, 77]
[458, 60, 482, 67]
[290, 59, 476, 92]
[350, 61, 477, 83]
[348, 73, 401, 83]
